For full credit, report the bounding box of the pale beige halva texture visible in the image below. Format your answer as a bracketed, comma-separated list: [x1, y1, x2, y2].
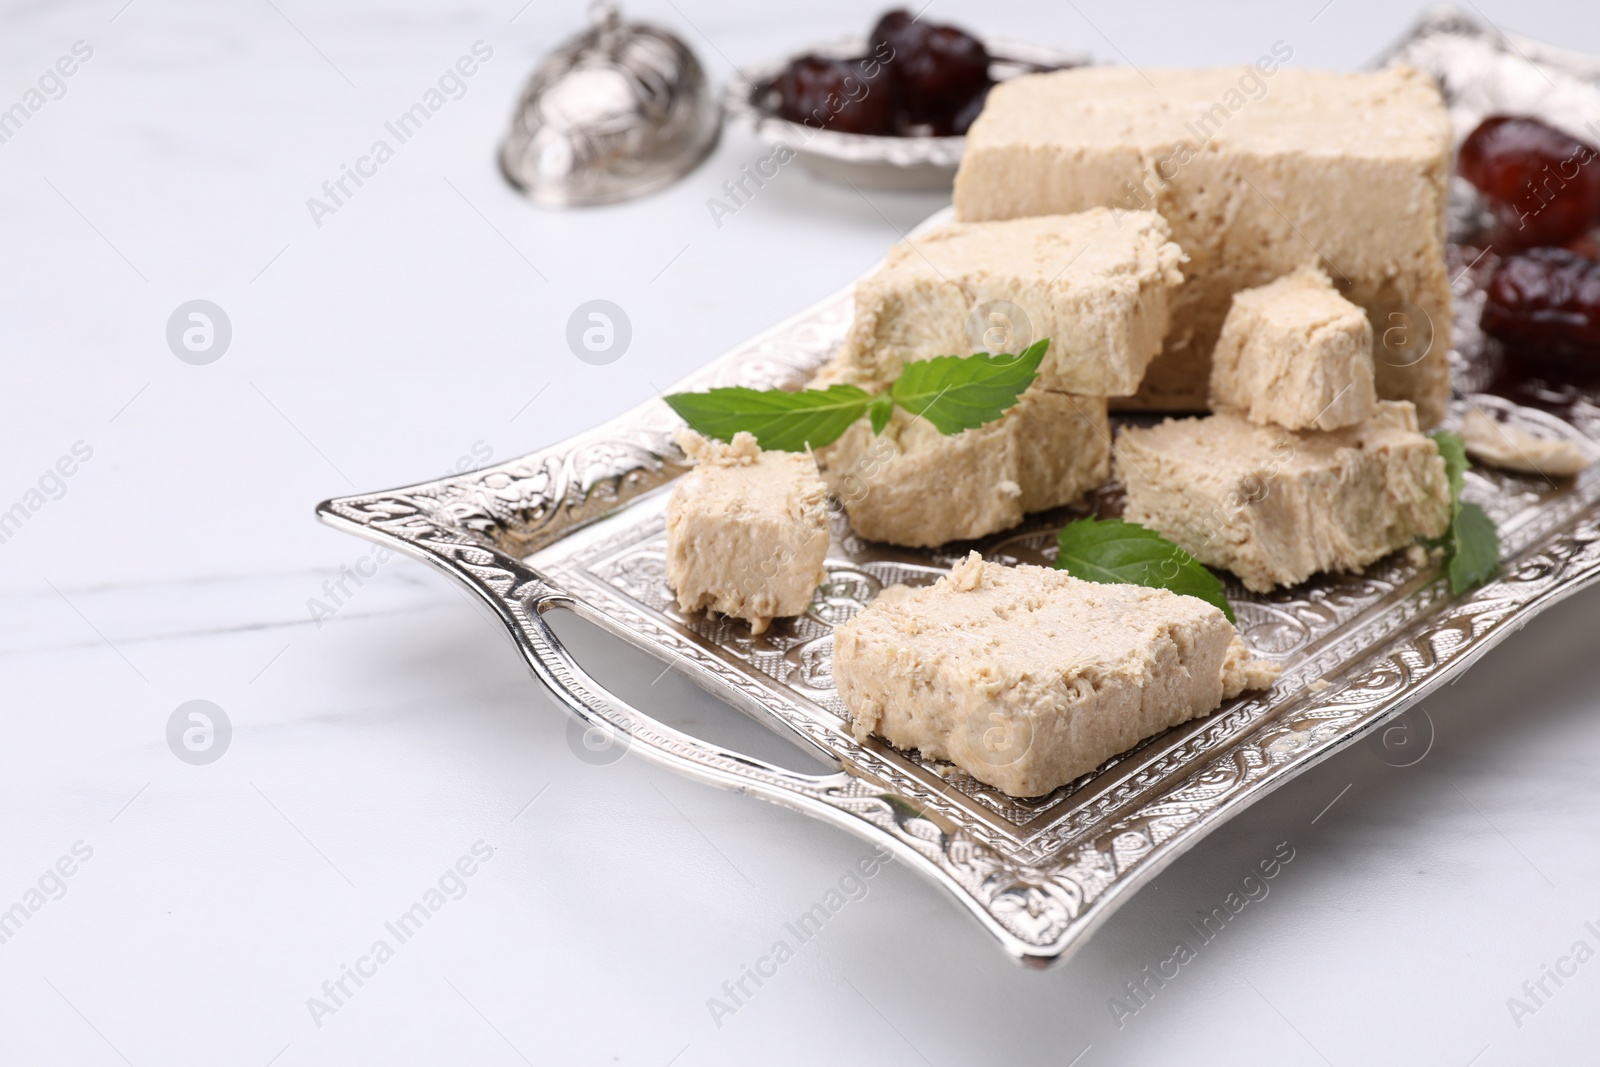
[1115, 401, 1451, 592]
[664, 431, 829, 634]
[831, 210, 1185, 397]
[831, 553, 1278, 797]
[953, 65, 1454, 425]
[1209, 266, 1377, 432]
[815, 389, 1110, 548]
[1459, 410, 1592, 478]
[1223, 638, 1281, 696]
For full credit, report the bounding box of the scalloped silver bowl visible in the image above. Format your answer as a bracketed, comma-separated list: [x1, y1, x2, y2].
[722, 35, 1089, 191]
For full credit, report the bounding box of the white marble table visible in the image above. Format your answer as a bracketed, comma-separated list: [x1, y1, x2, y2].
[3, 1, 1599, 1063]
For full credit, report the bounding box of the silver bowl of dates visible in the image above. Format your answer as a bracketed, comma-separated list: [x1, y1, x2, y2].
[724, 9, 1088, 192]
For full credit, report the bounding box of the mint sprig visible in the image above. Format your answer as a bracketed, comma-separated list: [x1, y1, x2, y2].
[1054, 517, 1235, 622]
[1446, 502, 1498, 594]
[888, 340, 1049, 435]
[1429, 429, 1499, 594]
[663, 340, 1049, 452]
[663, 383, 872, 453]
[1433, 427, 1468, 505]
[867, 392, 895, 435]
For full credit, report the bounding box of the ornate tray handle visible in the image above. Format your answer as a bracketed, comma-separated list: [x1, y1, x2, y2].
[316, 488, 1095, 964]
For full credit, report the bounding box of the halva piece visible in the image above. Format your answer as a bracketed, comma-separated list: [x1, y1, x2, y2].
[832, 210, 1185, 397]
[831, 552, 1278, 797]
[1459, 410, 1591, 478]
[1209, 266, 1377, 431]
[954, 65, 1453, 424]
[1115, 401, 1451, 592]
[665, 431, 829, 634]
[816, 390, 1110, 548]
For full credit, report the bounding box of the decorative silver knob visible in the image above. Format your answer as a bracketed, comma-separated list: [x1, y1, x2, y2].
[499, 1, 721, 207]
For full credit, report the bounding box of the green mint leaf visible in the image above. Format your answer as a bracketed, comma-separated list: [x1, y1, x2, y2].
[662, 337, 1048, 452]
[1447, 502, 1499, 594]
[663, 384, 871, 452]
[1430, 429, 1469, 517]
[1426, 429, 1498, 594]
[867, 392, 895, 435]
[888, 338, 1049, 435]
[1054, 517, 1235, 623]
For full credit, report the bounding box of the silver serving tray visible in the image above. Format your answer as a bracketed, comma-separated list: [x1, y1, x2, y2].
[318, 9, 1600, 967]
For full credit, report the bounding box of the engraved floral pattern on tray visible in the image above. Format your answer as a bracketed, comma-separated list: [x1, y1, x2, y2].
[541, 390, 1600, 847]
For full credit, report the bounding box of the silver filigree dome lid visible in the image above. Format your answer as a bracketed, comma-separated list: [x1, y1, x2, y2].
[499, 1, 721, 207]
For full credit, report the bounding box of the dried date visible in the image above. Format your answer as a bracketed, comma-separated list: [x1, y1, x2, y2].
[1458, 115, 1600, 250]
[1481, 247, 1600, 365]
[773, 54, 894, 135]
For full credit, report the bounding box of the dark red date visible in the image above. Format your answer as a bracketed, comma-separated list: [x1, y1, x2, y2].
[1481, 247, 1600, 365]
[773, 9, 993, 138]
[870, 11, 991, 133]
[773, 54, 894, 135]
[867, 9, 927, 79]
[1458, 115, 1600, 250]
[948, 81, 992, 136]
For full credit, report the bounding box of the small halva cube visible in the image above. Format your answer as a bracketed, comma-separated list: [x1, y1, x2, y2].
[665, 431, 829, 634]
[1209, 266, 1377, 432]
[816, 389, 1110, 548]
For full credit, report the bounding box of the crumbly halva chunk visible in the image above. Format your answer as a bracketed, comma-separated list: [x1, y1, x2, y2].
[1459, 410, 1592, 478]
[815, 389, 1110, 548]
[954, 65, 1453, 425]
[831, 552, 1278, 797]
[1222, 637, 1280, 698]
[832, 210, 1185, 397]
[665, 431, 829, 634]
[1115, 401, 1451, 592]
[1209, 266, 1377, 432]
